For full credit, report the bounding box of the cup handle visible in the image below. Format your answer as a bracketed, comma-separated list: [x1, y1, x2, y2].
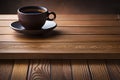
[47, 12, 56, 21]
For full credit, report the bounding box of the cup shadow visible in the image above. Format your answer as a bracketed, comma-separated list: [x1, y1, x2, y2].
[15, 30, 62, 39]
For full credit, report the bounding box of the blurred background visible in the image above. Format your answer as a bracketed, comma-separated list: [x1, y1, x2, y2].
[0, 0, 120, 14]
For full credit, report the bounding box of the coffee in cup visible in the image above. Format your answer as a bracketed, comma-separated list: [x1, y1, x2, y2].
[17, 6, 56, 30]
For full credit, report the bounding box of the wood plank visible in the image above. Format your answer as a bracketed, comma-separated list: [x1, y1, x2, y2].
[0, 20, 119, 27]
[0, 14, 118, 21]
[11, 60, 29, 80]
[88, 60, 110, 80]
[51, 60, 72, 80]
[0, 34, 120, 43]
[56, 26, 120, 35]
[71, 60, 91, 80]
[57, 15, 118, 21]
[57, 21, 119, 26]
[28, 60, 51, 80]
[106, 60, 120, 80]
[0, 42, 120, 54]
[0, 60, 13, 80]
[1, 26, 120, 35]
[0, 15, 17, 20]
[0, 35, 120, 42]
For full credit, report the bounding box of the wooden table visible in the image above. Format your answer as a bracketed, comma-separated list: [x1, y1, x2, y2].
[0, 14, 120, 80]
[0, 14, 120, 59]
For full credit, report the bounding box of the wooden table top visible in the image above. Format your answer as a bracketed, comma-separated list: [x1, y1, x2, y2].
[0, 14, 120, 59]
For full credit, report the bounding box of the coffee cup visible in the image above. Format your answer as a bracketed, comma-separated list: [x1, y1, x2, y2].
[17, 6, 56, 30]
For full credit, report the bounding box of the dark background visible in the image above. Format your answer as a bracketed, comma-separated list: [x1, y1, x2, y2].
[0, 0, 120, 14]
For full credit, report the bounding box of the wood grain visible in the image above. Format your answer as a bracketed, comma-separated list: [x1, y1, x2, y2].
[0, 14, 118, 21]
[88, 60, 110, 80]
[0, 60, 13, 80]
[0, 35, 120, 42]
[0, 14, 120, 59]
[0, 59, 120, 80]
[28, 60, 50, 80]
[1, 26, 120, 35]
[106, 60, 120, 80]
[0, 20, 119, 27]
[51, 60, 72, 80]
[0, 42, 120, 54]
[57, 20, 119, 26]
[0, 41, 120, 59]
[71, 60, 91, 80]
[11, 60, 29, 80]
[56, 15, 118, 21]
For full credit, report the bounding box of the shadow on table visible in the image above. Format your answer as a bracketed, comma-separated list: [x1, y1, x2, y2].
[15, 30, 62, 39]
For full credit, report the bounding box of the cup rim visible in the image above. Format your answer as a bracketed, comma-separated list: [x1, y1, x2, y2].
[17, 6, 48, 15]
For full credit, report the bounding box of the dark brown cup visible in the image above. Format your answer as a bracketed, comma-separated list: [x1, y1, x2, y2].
[17, 6, 56, 30]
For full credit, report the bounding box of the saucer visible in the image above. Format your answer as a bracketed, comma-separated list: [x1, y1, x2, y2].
[10, 20, 57, 35]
